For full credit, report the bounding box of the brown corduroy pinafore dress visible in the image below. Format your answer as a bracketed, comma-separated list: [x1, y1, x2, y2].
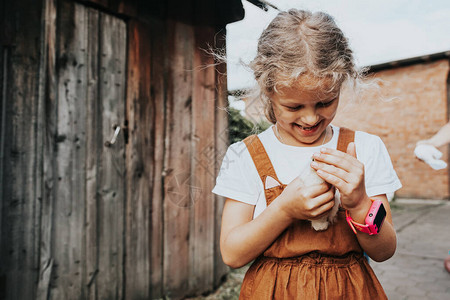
[239, 128, 387, 300]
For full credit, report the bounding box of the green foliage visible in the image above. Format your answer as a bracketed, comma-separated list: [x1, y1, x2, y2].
[228, 107, 271, 144]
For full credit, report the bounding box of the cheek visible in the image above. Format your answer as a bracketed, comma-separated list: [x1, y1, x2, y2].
[322, 105, 339, 119]
[324, 109, 336, 119]
[276, 111, 298, 123]
[273, 105, 290, 120]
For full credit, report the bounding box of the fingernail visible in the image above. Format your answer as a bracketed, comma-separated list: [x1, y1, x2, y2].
[311, 161, 318, 168]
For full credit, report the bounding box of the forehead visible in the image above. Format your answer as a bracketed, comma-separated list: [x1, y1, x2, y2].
[275, 76, 340, 102]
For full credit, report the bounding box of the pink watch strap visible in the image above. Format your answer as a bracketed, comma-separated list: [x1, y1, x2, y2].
[346, 199, 385, 236]
[346, 210, 372, 234]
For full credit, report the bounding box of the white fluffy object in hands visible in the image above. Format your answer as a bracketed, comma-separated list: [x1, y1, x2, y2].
[298, 164, 340, 231]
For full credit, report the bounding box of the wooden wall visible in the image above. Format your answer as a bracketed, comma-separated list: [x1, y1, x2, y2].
[0, 0, 234, 299]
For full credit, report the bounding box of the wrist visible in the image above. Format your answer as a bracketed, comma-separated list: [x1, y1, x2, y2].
[417, 139, 440, 148]
[272, 194, 295, 224]
[416, 139, 430, 146]
[346, 198, 387, 236]
[346, 196, 372, 224]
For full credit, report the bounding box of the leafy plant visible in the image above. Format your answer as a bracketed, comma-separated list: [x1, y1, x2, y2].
[228, 107, 271, 144]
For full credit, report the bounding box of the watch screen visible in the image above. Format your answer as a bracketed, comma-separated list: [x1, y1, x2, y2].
[374, 203, 387, 230]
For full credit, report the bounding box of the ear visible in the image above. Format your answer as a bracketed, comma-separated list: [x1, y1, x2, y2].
[265, 175, 281, 189]
[346, 142, 357, 158]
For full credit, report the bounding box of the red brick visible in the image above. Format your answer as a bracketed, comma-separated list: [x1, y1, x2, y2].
[334, 59, 450, 199]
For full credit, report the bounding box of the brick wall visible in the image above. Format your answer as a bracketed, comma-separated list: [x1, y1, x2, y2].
[333, 59, 450, 199]
[243, 59, 450, 199]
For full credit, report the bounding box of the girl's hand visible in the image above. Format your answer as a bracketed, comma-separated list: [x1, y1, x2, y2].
[277, 176, 336, 221]
[310, 142, 370, 211]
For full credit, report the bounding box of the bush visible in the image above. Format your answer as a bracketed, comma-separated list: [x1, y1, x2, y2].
[228, 107, 271, 144]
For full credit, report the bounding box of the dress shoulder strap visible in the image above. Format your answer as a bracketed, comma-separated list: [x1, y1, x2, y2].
[336, 127, 355, 153]
[243, 128, 355, 189]
[243, 135, 282, 187]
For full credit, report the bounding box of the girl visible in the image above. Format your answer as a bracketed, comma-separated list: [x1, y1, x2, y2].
[212, 9, 401, 300]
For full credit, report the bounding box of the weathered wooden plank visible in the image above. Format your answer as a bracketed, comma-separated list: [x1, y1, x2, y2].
[84, 6, 100, 300]
[97, 11, 126, 300]
[80, 0, 109, 8]
[77, 0, 137, 17]
[189, 25, 216, 293]
[163, 19, 194, 299]
[149, 16, 166, 299]
[212, 28, 229, 287]
[36, 1, 57, 299]
[0, 28, 6, 300]
[0, 0, 43, 299]
[50, 2, 89, 298]
[0, 18, 6, 299]
[124, 19, 152, 299]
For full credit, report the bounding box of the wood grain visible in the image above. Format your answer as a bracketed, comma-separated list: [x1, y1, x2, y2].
[96, 11, 126, 300]
[0, 1, 232, 299]
[124, 19, 152, 299]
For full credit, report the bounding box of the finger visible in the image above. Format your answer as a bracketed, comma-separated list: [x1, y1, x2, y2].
[313, 148, 360, 172]
[346, 142, 357, 158]
[309, 209, 332, 220]
[311, 160, 350, 183]
[310, 193, 336, 219]
[310, 184, 335, 205]
[305, 182, 332, 197]
[322, 146, 360, 166]
[299, 183, 331, 204]
[318, 147, 351, 158]
[315, 168, 349, 193]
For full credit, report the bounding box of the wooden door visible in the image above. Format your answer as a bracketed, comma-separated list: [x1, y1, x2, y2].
[46, 1, 127, 299]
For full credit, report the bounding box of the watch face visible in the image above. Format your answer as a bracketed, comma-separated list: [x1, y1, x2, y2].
[373, 203, 387, 231]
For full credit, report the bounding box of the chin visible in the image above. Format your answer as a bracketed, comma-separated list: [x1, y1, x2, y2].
[301, 138, 320, 146]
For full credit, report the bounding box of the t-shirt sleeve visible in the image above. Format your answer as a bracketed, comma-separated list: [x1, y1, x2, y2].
[212, 141, 261, 205]
[356, 133, 402, 197]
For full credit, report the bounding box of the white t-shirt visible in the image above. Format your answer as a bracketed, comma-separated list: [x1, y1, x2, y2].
[212, 125, 402, 219]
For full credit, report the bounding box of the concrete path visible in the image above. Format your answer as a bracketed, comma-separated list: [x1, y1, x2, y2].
[371, 199, 450, 300]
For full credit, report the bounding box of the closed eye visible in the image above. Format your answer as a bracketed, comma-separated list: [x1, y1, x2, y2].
[285, 105, 304, 111]
[317, 99, 336, 108]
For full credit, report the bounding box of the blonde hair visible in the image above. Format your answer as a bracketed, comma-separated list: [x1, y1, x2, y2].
[249, 9, 367, 123]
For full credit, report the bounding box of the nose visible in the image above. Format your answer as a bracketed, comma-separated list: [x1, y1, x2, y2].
[299, 107, 319, 126]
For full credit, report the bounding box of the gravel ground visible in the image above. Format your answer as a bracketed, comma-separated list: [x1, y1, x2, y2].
[185, 266, 248, 300]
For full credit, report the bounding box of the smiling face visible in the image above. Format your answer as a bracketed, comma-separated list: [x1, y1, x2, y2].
[271, 76, 340, 147]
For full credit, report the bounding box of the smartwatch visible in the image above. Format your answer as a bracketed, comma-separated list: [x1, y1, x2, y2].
[346, 199, 386, 235]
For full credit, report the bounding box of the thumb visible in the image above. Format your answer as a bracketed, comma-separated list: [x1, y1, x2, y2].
[346, 142, 357, 158]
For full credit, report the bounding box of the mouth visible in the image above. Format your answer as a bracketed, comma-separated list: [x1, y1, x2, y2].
[293, 121, 322, 137]
[294, 121, 320, 131]
[297, 123, 319, 130]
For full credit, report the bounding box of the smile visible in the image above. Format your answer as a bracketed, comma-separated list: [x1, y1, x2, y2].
[292, 121, 323, 138]
[295, 122, 320, 131]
